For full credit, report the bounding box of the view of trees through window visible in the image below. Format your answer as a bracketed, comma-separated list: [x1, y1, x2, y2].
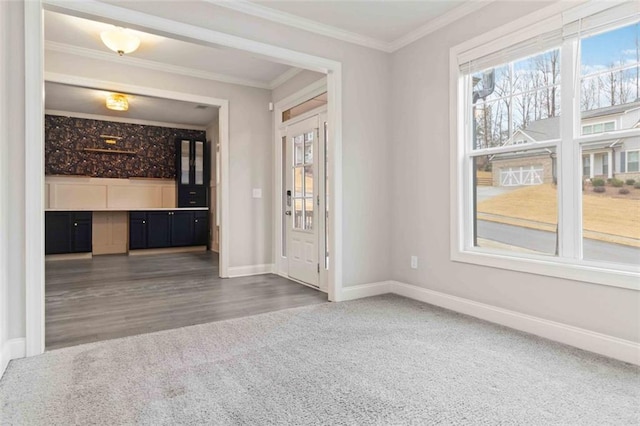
[468, 21, 640, 267]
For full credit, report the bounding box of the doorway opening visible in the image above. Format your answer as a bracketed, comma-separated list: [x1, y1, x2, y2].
[25, 0, 343, 357]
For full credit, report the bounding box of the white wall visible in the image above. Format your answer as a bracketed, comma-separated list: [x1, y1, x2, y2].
[390, 1, 640, 343]
[0, 0, 10, 371]
[5, 0, 26, 343]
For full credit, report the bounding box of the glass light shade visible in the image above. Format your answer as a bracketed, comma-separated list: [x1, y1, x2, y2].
[106, 94, 129, 111]
[100, 28, 140, 56]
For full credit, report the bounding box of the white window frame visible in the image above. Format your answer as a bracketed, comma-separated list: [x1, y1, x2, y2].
[626, 149, 640, 172]
[450, 1, 640, 291]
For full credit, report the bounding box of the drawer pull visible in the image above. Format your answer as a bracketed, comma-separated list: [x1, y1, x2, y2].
[189, 191, 196, 195]
[189, 201, 196, 204]
[195, 219, 198, 223]
[142, 220, 146, 224]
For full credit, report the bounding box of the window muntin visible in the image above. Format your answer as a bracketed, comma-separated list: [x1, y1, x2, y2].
[457, 6, 640, 281]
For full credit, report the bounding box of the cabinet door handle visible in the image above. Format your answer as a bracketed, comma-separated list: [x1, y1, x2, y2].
[74, 223, 78, 226]
[195, 219, 198, 223]
[142, 220, 146, 224]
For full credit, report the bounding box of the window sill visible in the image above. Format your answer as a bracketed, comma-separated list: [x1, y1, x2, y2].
[452, 247, 639, 291]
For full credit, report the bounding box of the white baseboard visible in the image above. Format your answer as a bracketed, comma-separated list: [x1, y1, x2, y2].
[338, 281, 392, 301]
[0, 338, 26, 379]
[390, 281, 639, 366]
[228, 263, 275, 278]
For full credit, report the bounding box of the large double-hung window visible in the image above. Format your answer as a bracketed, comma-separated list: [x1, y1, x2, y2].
[452, 1, 639, 289]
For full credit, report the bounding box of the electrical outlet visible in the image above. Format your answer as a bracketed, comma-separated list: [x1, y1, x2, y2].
[410, 256, 418, 269]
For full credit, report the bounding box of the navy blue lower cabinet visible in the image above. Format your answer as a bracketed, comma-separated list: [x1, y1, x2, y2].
[193, 211, 209, 246]
[45, 211, 92, 255]
[171, 211, 195, 247]
[72, 213, 92, 253]
[146, 212, 173, 248]
[129, 212, 148, 250]
[128, 210, 209, 250]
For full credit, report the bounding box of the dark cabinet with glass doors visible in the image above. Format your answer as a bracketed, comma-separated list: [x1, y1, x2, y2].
[176, 138, 208, 207]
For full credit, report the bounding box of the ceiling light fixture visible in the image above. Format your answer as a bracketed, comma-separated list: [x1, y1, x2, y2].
[100, 27, 140, 56]
[106, 94, 129, 111]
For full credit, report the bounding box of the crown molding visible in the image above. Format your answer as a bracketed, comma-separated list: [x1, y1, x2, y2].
[45, 40, 273, 89]
[208, 0, 394, 52]
[389, 1, 495, 52]
[269, 67, 303, 89]
[210, 0, 495, 53]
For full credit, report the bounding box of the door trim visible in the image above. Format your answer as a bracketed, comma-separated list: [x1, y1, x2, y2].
[274, 81, 328, 293]
[24, 0, 343, 356]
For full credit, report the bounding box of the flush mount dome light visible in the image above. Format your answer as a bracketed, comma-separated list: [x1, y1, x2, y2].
[106, 93, 129, 111]
[100, 27, 140, 56]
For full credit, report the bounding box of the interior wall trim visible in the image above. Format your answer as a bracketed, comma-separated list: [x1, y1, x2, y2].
[339, 280, 639, 366]
[211, 0, 494, 53]
[0, 338, 26, 380]
[338, 281, 392, 301]
[227, 263, 276, 278]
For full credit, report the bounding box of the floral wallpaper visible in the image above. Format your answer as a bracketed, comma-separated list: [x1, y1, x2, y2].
[45, 115, 206, 179]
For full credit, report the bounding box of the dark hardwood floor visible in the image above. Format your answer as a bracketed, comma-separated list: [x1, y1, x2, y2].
[45, 251, 327, 350]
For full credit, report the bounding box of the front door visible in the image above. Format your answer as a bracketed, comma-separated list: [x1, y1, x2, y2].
[285, 116, 319, 287]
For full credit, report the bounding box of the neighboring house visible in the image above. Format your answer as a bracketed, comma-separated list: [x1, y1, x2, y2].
[491, 101, 640, 186]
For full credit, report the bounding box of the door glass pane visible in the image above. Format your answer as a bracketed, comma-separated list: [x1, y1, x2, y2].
[473, 147, 558, 256]
[294, 199, 303, 229]
[181, 140, 190, 184]
[294, 135, 304, 165]
[294, 167, 303, 197]
[305, 198, 314, 231]
[304, 131, 314, 164]
[194, 141, 204, 185]
[304, 166, 313, 197]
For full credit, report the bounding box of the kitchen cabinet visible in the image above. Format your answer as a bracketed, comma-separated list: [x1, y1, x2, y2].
[128, 210, 208, 250]
[193, 211, 208, 246]
[129, 212, 147, 250]
[45, 211, 92, 255]
[176, 138, 208, 207]
[146, 212, 173, 248]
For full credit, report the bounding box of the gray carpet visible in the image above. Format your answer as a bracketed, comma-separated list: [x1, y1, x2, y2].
[1, 295, 638, 425]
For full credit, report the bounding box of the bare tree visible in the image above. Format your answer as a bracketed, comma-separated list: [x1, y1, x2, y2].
[605, 63, 618, 106]
[534, 50, 560, 117]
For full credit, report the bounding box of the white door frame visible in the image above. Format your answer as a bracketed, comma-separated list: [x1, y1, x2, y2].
[274, 79, 328, 293]
[24, 0, 343, 356]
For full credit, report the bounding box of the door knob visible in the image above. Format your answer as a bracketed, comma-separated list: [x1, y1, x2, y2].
[285, 211, 292, 216]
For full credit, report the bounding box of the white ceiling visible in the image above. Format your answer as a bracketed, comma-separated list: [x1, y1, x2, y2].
[249, 0, 466, 43]
[43, 2, 481, 125]
[45, 82, 219, 128]
[44, 10, 296, 87]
